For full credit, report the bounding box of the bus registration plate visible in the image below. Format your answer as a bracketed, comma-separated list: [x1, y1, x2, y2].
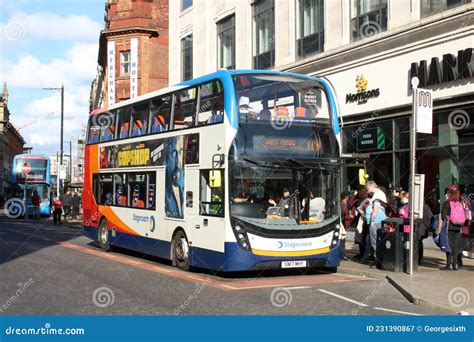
[281, 260, 307, 268]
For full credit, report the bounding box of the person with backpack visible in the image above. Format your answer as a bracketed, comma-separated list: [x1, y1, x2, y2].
[441, 186, 468, 271]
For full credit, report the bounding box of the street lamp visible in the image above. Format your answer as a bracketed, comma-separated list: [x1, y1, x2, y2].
[43, 84, 64, 165]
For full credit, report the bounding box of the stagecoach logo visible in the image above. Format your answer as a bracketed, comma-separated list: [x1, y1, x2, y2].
[277, 241, 313, 249]
[132, 214, 156, 232]
[346, 74, 380, 105]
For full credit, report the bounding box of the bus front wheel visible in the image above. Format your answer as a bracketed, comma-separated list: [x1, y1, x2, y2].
[98, 220, 111, 251]
[173, 230, 190, 271]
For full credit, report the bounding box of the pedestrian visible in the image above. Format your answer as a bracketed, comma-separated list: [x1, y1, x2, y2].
[340, 191, 351, 261]
[360, 181, 387, 265]
[62, 190, 72, 219]
[441, 186, 468, 271]
[53, 196, 62, 225]
[353, 186, 369, 260]
[31, 190, 41, 219]
[391, 186, 403, 213]
[72, 191, 81, 220]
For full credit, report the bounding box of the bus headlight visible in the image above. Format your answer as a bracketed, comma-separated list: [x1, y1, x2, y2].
[231, 220, 251, 251]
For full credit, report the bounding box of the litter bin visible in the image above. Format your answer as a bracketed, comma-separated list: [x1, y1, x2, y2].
[376, 217, 418, 273]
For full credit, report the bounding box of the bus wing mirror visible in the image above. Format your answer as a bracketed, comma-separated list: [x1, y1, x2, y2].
[209, 170, 222, 188]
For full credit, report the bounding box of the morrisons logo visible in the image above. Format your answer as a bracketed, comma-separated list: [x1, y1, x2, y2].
[346, 74, 380, 105]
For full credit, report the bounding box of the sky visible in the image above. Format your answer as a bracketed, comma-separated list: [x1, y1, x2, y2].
[0, 0, 104, 156]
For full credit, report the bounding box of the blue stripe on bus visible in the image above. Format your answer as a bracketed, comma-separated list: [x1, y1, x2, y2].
[83, 226, 340, 272]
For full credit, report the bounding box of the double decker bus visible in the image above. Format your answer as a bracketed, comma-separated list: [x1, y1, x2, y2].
[10, 154, 51, 217]
[83, 70, 342, 272]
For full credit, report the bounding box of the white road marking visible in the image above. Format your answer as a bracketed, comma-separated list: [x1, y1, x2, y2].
[373, 307, 422, 316]
[282, 286, 312, 290]
[317, 289, 368, 307]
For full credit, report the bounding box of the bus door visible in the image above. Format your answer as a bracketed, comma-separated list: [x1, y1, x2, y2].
[185, 168, 225, 255]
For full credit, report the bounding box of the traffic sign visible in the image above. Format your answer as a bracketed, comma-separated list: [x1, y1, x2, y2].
[415, 88, 433, 134]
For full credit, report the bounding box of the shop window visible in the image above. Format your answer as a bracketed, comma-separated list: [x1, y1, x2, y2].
[150, 95, 172, 133]
[185, 134, 200, 164]
[351, 0, 387, 42]
[342, 119, 393, 154]
[297, 0, 324, 58]
[117, 106, 131, 139]
[131, 102, 149, 137]
[129, 173, 147, 208]
[197, 81, 224, 125]
[173, 88, 197, 129]
[199, 169, 225, 217]
[253, 0, 275, 69]
[394, 117, 410, 150]
[114, 173, 128, 207]
[421, 0, 469, 18]
[99, 174, 114, 205]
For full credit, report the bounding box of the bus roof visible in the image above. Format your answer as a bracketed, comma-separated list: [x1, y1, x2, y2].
[91, 70, 324, 115]
[14, 154, 49, 160]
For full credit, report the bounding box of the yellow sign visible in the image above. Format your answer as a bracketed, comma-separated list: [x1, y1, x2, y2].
[209, 170, 222, 188]
[359, 169, 368, 185]
[118, 148, 150, 167]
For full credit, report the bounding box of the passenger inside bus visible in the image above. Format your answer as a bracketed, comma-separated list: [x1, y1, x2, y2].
[102, 125, 115, 142]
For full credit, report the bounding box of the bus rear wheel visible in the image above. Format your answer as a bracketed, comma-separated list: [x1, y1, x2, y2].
[98, 220, 111, 251]
[173, 230, 190, 271]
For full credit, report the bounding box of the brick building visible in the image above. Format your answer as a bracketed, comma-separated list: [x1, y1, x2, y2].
[90, 0, 169, 110]
[0, 83, 26, 202]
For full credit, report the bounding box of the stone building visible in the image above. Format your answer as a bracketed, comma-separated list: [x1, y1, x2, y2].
[90, 0, 169, 110]
[0, 83, 26, 202]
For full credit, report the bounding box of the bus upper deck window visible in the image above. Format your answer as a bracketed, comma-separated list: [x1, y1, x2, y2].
[151, 96, 171, 133]
[131, 102, 149, 137]
[117, 106, 131, 139]
[174, 88, 197, 129]
[88, 126, 100, 144]
[198, 81, 224, 125]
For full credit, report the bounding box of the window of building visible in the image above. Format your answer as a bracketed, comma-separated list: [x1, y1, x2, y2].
[297, 0, 324, 58]
[173, 88, 197, 129]
[181, 35, 193, 81]
[120, 51, 131, 76]
[131, 102, 149, 137]
[150, 95, 172, 134]
[117, 106, 131, 139]
[200, 169, 225, 217]
[351, 0, 387, 41]
[421, 0, 470, 17]
[253, 0, 275, 69]
[217, 15, 235, 69]
[181, 0, 192, 11]
[197, 81, 224, 125]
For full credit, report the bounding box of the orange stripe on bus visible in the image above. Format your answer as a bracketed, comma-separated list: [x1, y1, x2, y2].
[99, 205, 140, 236]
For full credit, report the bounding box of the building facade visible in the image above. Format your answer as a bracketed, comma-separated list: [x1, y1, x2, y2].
[169, 0, 474, 197]
[0, 83, 26, 202]
[90, 0, 169, 110]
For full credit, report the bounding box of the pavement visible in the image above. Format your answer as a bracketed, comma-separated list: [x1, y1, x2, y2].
[342, 232, 474, 314]
[0, 215, 471, 315]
